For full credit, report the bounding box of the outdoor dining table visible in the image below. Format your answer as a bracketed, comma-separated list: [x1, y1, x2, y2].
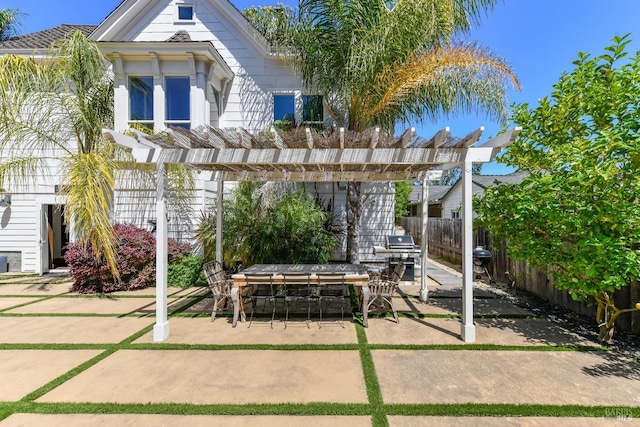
[230, 263, 371, 327]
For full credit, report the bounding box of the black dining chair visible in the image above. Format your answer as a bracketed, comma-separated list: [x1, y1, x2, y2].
[282, 273, 313, 328]
[245, 273, 277, 328]
[316, 273, 349, 328]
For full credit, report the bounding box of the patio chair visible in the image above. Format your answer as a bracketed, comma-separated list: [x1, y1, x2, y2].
[245, 273, 277, 328]
[203, 260, 234, 322]
[282, 273, 313, 328]
[366, 260, 405, 323]
[316, 273, 350, 328]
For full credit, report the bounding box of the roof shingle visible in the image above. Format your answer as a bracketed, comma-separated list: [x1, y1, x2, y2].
[0, 24, 97, 50]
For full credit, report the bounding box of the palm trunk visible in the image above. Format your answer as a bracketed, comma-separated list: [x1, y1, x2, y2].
[346, 181, 361, 264]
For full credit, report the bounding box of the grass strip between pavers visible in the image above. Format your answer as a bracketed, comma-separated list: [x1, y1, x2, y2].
[18, 347, 119, 403]
[1, 402, 639, 421]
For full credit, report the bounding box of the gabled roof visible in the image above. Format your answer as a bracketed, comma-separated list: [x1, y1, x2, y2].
[0, 24, 97, 50]
[427, 185, 452, 203]
[472, 171, 529, 189]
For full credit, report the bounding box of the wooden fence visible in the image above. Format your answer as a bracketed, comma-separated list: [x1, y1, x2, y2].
[401, 216, 640, 334]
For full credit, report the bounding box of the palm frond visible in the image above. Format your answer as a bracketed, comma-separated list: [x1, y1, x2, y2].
[355, 42, 521, 130]
[59, 142, 117, 274]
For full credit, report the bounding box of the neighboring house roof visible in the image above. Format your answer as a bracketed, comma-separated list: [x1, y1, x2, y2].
[0, 24, 97, 50]
[428, 185, 452, 203]
[471, 171, 529, 189]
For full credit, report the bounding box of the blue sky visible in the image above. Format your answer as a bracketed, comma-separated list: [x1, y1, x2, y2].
[3, 0, 640, 174]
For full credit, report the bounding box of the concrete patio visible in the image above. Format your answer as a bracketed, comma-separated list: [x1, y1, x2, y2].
[0, 265, 638, 426]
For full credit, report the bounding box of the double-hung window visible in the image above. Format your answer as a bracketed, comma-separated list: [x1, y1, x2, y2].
[128, 76, 154, 130]
[165, 76, 191, 130]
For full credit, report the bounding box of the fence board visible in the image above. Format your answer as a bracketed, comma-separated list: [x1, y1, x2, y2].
[402, 216, 639, 334]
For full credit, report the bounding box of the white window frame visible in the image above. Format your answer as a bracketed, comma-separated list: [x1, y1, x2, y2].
[164, 75, 191, 130]
[175, 2, 195, 23]
[127, 75, 154, 130]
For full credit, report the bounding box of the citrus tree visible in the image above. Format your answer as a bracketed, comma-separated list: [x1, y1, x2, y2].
[476, 35, 640, 341]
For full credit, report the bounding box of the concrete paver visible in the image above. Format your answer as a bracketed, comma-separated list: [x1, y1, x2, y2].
[1, 270, 637, 425]
[0, 316, 153, 344]
[134, 317, 358, 345]
[0, 283, 71, 295]
[364, 317, 594, 346]
[0, 297, 38, 310]
[5, 296, 190, 315]
[392, 296, 535, 316]
[37, 349, 368, 405]
[388, 416, 640, 426]
[374, 350, 640, 406]
[0, 414, 372, 427]
[424, 297, 535, 316]
[0, 350, 102, 401]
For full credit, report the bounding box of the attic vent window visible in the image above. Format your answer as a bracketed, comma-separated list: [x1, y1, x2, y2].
[177, 3, 194, 21]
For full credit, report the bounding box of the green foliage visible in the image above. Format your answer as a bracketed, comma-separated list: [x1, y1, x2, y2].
[195, 182, 339, 266]
[0, 31, 119, 274]
[438, 163, 482, 185]
[394, 181, 413, 222]
[0, 8, 22, 40]
[475, 35, 640, 338]
[168, 253, 206, 288]
[243, 4, 296, 53]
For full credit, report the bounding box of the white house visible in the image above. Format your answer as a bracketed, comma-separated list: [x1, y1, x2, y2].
[0, 0, 395, 273]
[439, 171, 529, 219]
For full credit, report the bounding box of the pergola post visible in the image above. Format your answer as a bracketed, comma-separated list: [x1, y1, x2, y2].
[420, 175, 429, 302]
[461, 160, 475, 342]
[216, 175, 224, 267]
[153, 162, 170, 342]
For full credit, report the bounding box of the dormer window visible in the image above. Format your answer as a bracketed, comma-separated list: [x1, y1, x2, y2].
[176, 3, 194, 21]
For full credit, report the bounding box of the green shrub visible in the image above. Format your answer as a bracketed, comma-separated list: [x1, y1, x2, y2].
[194, 182, 339, 266]
[168, 253, 206, 288]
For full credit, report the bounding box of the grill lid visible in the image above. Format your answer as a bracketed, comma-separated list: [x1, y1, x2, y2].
[386, 235, 416, 249]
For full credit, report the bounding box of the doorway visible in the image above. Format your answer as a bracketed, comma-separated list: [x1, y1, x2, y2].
[45, 204, 69, 269]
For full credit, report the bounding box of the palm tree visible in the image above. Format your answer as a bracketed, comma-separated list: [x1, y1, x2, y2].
[0, 31, 119, 272]
[281, 0, 521, 262]
[0, 8, 22, 41]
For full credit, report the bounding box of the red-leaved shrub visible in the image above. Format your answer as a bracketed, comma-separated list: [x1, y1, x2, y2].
[64, 223, 191, 294]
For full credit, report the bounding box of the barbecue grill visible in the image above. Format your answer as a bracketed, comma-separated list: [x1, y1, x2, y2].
[472, 246, 495, 284]
[373, 235, 421, 281]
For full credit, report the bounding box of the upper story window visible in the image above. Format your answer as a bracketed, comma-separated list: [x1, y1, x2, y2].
[165, 76, 191, 129]
[302, 95, 323, 124]
[273, 94, 295, 129]
[129, 76, 154, 129]
[176, 3, 194, 21]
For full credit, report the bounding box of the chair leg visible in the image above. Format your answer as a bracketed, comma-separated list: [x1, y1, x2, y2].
[211, 297, 219, 322]
[386, 297, 399, 323]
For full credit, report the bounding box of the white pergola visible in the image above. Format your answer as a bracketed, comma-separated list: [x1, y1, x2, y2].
[105, 125, 520, 343]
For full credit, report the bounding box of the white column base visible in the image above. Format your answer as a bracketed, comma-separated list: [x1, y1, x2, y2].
[153, 321, 170, 342]
[420, 288, 429, 302]
[461, 322, 476, 343]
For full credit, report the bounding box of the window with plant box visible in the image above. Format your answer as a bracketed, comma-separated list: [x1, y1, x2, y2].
[165, 76, 191, 129]
[129, 76, 154, 130]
